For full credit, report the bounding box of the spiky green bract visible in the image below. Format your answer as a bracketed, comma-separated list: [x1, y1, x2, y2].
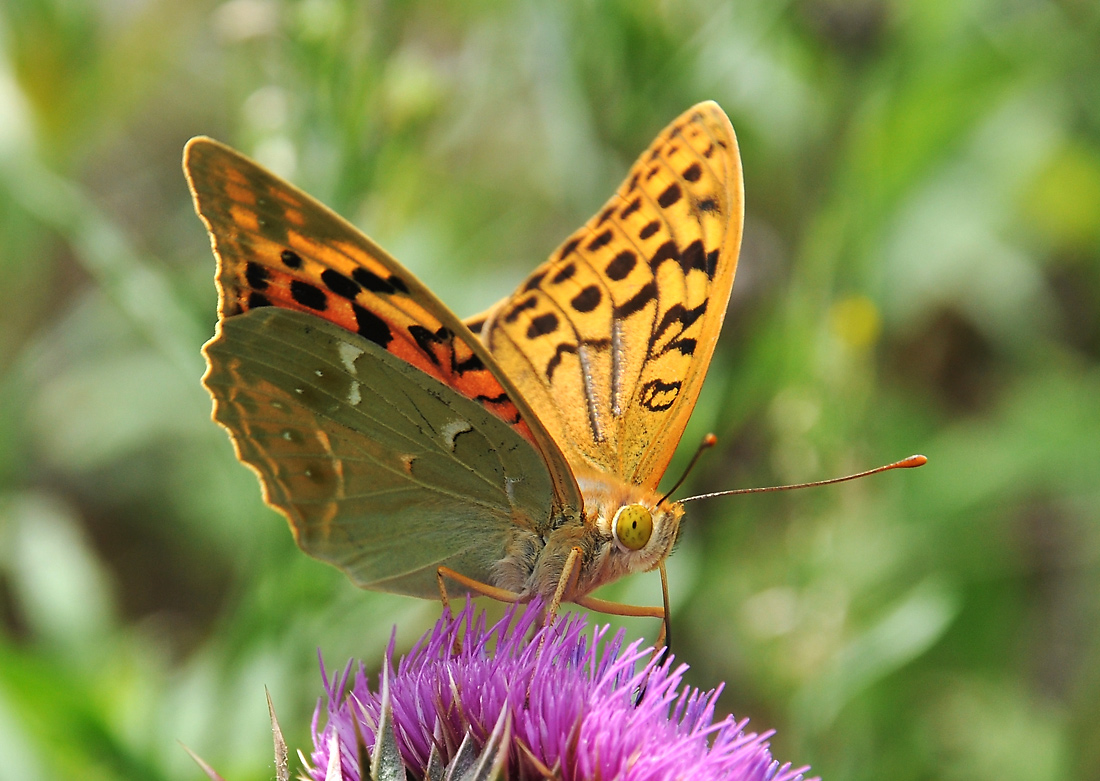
[308, 601, 814, 781]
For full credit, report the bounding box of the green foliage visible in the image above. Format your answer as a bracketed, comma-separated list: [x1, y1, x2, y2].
[1, 0, 1098, 778]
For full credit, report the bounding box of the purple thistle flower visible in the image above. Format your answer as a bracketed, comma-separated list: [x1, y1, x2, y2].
[307, 601, 815, 781]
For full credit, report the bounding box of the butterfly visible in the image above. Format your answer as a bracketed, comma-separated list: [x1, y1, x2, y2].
[185, 101, 743, 628]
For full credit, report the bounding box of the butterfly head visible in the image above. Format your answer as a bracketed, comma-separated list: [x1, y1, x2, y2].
[568, 475, 684, 596]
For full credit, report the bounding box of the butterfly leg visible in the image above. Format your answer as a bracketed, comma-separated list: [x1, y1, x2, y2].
[653, 618, 667, 650]
[436, 566, 527, 656]
[436, 568, 461, 655]
[573, 561, 672, 652]
[436, 569, 456, 616]
[544, 546, 583, 631]
[572, 595, 668, 655]
[523, 545, 585, 668]
[436, 566, 524, 604]
[571, 594, 664, 619]
[514, 545, 583, 702]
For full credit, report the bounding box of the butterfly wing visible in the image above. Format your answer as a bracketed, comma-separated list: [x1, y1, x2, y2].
[184, 138, 582, 518]
[204, 307, 552, 597]
[478, 102, 744, 490]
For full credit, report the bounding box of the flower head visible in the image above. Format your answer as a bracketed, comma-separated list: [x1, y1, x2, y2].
[308, 601, 813, 781]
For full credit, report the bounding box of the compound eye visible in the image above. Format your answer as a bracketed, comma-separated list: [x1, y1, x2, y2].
[613, 504, 653, 551]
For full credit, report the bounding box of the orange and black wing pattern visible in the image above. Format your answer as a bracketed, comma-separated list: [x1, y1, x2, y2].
[477, 102, 744, 490]
[184, 138, 582, 512]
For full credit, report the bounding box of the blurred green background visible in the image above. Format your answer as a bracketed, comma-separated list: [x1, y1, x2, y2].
[2, 0, 1099, 779]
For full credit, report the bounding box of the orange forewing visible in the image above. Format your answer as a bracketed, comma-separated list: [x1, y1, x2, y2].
[476, 102, 743, 490]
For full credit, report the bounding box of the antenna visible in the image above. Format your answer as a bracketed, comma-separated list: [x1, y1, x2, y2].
[658, 433, 718, 505]
[680, 454, 927, 504]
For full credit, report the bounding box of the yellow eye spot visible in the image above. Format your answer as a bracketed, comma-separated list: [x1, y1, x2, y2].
[613, 504, 653, 551]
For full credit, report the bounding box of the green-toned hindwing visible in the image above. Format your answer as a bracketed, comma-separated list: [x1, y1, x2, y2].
[203, 307, 552, 598]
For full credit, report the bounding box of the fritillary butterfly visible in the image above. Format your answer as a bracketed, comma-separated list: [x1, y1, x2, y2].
[185, 102, 743, 623]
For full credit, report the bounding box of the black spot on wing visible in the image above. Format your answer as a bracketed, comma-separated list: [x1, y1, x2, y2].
[352, 268, 397, 294]
[474, 391, 510, 405]
[526, 313, 559, 339]
[245, 262, 270, 290]
[280, 249, 303, 268]
[652, 303, 699, 342]
[614, 281, 657, 319]
[545, 342, 577, 382]
[639, 378, 681, 412]
[650, 301, 707, 358]
[352, 303, 392, 347]
[587, 229, 613, 252]
[679, 240, 708, 274]
[639, 221, 661, 240]
[523, 271, 548, 292]
[453, 352, 485, 373]
[247, 292, 272, 309]
[667, 338, 696, 356]
[571, 285, 601, 313]
[321, 268, 361, 300]
[698, 198, 719, 213]
[504, 296, 538, 324]
[559, 238, 581, 261]
[658, 183, 682, 208]
[620, 198, 641, 219]
[606, 251, 637, 281]
[552, 264, 576, 284]
[682, 163, 702, 182]
[408, 324, 452, 366]
[290, 280, 327, 311]
[597, 205, 616, 226]
[649, 241, 679, 270]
